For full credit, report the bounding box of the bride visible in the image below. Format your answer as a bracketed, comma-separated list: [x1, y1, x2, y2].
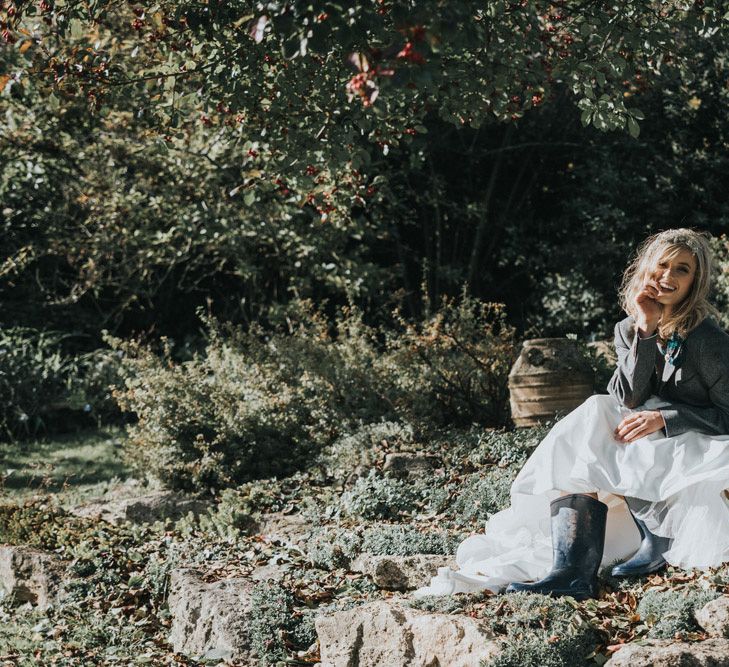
[417, 228, 729, 600]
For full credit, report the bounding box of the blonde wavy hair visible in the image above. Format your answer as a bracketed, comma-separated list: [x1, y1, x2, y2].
[618, 228, 719, 341]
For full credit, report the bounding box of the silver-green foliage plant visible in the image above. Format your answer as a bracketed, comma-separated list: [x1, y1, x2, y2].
[248, 582, 315, 665]
[443, 469, 516, 527]
[340, 471, 420, 521]
[636, 588, 720, 639]
[308, 528, 363, 571]
[107, 332, 318, 492]
[106, 303, 391, 491]
[483, 593, 599, 667]
[360, 524, 463, 557]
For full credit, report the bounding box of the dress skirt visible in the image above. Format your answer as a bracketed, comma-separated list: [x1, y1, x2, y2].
[416, 393, 729, 596]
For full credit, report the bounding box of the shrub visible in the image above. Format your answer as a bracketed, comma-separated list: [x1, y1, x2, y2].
[249, 582, 314, 665]
[0, 328, 122, 440]
[382, 295, 518, 428]
[108, 296, 517, 492]
[107, 330, 326, 491]
[0, 497, 88, 550]
[0, 328, 70, 439]
[360, 524, 463, 556]
[483, 593, 599, 667]
[340, 471, 420, 520]
[322, 420, 415, 482]
[441, 468, 516, 527]
[464, 426, 548, 470]
[636, 588, 720, 639]
[307, 528, 363, 570]
[712, 234, 729, 331]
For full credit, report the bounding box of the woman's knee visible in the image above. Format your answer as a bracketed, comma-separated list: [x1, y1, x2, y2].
[584, 394, 614, 408]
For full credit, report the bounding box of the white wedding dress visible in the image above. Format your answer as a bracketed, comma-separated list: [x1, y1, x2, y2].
[416, 393, 729, 596]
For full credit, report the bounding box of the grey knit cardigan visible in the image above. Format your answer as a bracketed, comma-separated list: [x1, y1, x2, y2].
[607, 315, 729, 437]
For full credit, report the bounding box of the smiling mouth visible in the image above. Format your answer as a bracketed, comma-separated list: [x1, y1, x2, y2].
[658, 283, 677, 292]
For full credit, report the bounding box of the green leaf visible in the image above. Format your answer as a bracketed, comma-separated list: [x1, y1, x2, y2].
[627, 116, 640, 138]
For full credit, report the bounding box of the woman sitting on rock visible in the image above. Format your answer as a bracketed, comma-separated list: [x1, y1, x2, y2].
[417, 228, 729, 600]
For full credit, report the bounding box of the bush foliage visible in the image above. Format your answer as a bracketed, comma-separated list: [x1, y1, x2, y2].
[108, 296, 517, 491]
[0, 328, 69, 440]
[0, 328, 122, 441]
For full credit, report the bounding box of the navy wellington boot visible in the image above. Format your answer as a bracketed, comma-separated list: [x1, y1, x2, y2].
[611, 509, 670, 578]
[505, 494, 608, 601]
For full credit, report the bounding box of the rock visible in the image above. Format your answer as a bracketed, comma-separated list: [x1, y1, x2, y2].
[0, 546, 65, 609]
[382, 453, 442, 479]
[695, 595, 729, 638]
[316, 600, 500, 667]
[350, 554, 455, 591]
[70, 491, 210, 526]
[605, 638, 729, 666]
[250, 557, 291, 582]
[168, 568, 254, 663]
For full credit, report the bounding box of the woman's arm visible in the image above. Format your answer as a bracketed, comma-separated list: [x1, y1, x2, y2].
[607, 318, 659, 409]
[658, 334, 729, 437]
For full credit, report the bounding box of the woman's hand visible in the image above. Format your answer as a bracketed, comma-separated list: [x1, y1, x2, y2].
[614, 410, 665, 443]
[634, 280, 663, 336]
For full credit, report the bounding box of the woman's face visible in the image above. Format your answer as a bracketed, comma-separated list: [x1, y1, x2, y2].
[648, 248, 697, 309]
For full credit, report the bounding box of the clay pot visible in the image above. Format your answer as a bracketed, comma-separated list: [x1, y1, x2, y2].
[508, 338, 595, 427]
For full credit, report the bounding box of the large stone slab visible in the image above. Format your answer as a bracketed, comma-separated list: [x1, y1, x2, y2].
[605, 638, 729, 666]
[167, 567, 254, 663]
[316, 600, 500, 667]
[70, 492, 209, 526]
[350, 553, 454, 591]
[695, 595, 729, 638]
[0, 546, 65, 609]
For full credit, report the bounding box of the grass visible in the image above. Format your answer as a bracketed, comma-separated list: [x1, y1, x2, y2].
[0, 427, 136, 506]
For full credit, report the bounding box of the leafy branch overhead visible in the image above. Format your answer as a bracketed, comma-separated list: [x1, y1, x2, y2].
[2, 1, 726, 150]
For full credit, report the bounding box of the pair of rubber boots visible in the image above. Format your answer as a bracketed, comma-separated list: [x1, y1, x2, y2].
[505, 494, 671, 600]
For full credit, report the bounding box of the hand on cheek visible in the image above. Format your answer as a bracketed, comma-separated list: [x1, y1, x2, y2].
[614, 410, 665, 443]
